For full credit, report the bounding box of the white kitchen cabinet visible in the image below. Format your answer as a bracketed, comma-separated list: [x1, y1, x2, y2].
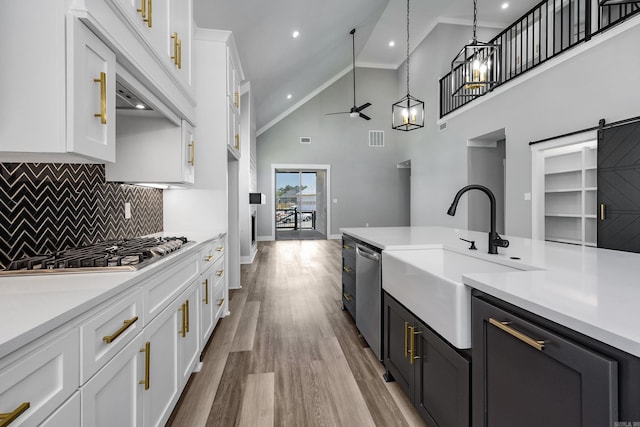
[81, 333, 145, 427]
[226, 49, 242, 159]
[200, 255, 224, 345]
[178, 282, 201, 387]
[142, 296, 181, 427]
[0, 6, 116, 163]
[169, 0, 192, 87]
[68, 18, 117, 162]
[40, 392, 81, 427]
[0, 329, 79, 427]
[106, 110, 195, 185]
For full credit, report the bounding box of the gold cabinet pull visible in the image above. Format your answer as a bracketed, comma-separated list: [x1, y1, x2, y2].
[216, 269, 224, 277]
[343, 292, 352, 302]
[179, 303, 186, 337]
[136, 0, 147, 19]
[217, 297, 225, 307]
[171, 32, 179, 65]
[203, 279, 209, 304]
[600, 203, 606, 221]
[343, 266, 353, 273]
[103, 315, 139, 344]
[235, 133, 240, 150]
[409, 326, 421, 365]
[216, 246, 224, 252]
[0, 402, 30, 427]
[144, 0, 152, 27]
[235, 91, 239, 108]
[139, 342, 150, 390]
[489, 318, 545, 351]
[205, 254, 215, 262]
[342, 244, 352, 250]
[93, 72, 107, 124]
[188, 140, 195, 166]
[185, 299, 190, 333]
[404, 322, 409, 358]
[177, 38, 182, 69]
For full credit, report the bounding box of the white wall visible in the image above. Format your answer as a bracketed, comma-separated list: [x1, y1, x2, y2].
[256, 67, 408, 239]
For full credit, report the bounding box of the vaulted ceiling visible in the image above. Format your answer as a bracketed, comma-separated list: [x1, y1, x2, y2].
[194, 0, 540, 133]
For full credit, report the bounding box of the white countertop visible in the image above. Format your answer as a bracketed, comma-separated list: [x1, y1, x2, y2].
[0, 231, 225, 360]
[341, 226, 640, 357]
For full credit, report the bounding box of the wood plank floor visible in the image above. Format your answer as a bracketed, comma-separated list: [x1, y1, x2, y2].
[168, 240, 428, 427]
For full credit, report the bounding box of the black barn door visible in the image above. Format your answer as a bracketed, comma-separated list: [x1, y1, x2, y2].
[597, 118, 640, 252]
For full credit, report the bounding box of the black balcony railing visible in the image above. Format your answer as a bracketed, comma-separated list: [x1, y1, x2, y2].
[275, 208, 317, 231]
[439, 0, 640, 118]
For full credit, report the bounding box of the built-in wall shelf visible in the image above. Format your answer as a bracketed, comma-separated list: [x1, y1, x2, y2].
[532, 134, 597, 246]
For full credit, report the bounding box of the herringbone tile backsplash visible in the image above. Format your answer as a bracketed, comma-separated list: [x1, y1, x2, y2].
[0, 163, 163, 270]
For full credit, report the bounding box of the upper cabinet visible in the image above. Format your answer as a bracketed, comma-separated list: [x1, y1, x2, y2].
[227, 47, 242, 159]
[0, 0, 195, 164]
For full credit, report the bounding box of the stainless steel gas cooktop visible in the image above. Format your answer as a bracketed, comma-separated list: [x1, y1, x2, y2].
[1, 236, 191, 276]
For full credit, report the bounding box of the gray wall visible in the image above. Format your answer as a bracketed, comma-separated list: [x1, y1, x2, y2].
[467, 140, 506, 234]
[256, 67, 408, 238]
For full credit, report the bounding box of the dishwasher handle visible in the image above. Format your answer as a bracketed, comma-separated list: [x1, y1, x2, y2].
[356, 245, 380, 262]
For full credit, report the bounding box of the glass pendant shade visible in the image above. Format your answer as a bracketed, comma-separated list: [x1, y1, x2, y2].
[392, 94, 424, 131]
[451, 40, 499, 97]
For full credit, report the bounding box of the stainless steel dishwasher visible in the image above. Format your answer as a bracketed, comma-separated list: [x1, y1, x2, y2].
[355, 243, 382, 360]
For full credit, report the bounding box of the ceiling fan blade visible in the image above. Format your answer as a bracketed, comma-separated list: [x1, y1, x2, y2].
[324, 112, 350, 116]
[355, 102, 371, 112]
[359, 113, 371, 120]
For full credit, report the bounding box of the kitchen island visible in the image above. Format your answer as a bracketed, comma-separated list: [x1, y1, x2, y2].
[341, 226, 640, 426]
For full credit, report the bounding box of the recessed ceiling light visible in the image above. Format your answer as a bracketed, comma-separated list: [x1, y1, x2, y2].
[287, 94, 292, 99]
[135, 104, 146, 109]
[389, 41, 395, 47]
[501, 2, 509, 9]
[292, 30, 300, 38]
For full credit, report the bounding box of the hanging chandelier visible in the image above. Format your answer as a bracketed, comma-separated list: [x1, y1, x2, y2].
[392, 0, 424, 131]
[450, 0, 500, 97]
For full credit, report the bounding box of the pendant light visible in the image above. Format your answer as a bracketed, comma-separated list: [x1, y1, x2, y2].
[392, 0, 424, 131]
[451, 0, 500, 97]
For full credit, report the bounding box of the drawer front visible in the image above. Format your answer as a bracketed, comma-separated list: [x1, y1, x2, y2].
[342, 273, 356, 318]
[200, 238, 225, 272]
[0, 329, 79, 427]
[143, 253, 199, 324]
[40, 391, 80, 427]
[212, 281, 226, 323]
[342, 237, 356, 260]
[210, 256, 225, 288]
[80, 288, 144, 383]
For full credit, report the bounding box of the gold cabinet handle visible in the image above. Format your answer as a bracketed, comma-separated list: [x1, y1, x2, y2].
[343, 266, 353, 273]
[216, 246, 224, 252]
[93, 72, 107, 125]
[188, 140, 195, 166]
[343, 292, 352, 302]
[216, 269, 224, 277]
[136, 0, 147, 19]
[205, 254, 215, 262]
[217, 297, 225, 307]
[0, 402, 30, 427]
[171, 32, 179, 65]
[179, 303, 186, 337]
[235, 133, 240, 150]
[144, 0, 152, 27]
[103, 315, 139, 344]
[177, 38, 182, 69]
[203, 279, 209, 304]
[409, 326, 421, 365]
[489, 318, 545, 351]
[600, 203, 606, 221]
[235, 91, 239, 108]
[342, 244, 352, 250]
[404, 322, 409, 358]
[185, 299, 190, 333]
[139, 342, 150, 390]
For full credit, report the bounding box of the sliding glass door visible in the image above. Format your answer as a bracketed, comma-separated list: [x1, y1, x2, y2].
[275, 170, 323, 240]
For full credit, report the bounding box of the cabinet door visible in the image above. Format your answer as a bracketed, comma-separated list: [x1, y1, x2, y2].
[597, 120, 640, 252]
[382, 292, 416, 400]
[143, 299, 180, 427]
[178, 283, 201, 387]
[169, 0, 192, 87]
[82, 333, 145, 427]
[182, 120, 195, 184]
[414, 321, 470, 427]
[40, 392, 81, 427]
[200, 269, 216, 347]
[472, 297, 618, 427]
[68, 19, 116, 162]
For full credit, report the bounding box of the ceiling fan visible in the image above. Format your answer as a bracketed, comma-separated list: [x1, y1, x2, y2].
[325, 28, 372, 121]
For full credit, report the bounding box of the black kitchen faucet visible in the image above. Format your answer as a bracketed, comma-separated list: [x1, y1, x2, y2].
[447, 184, 509, 254]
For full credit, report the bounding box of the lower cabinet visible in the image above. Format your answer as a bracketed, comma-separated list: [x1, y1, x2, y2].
[383, 291, 470, 427]
[81, 333, 145, 427]
[41, 392, 81, 427]
[178, 282, 201, 387]
[472, 294, 624, 427]
[341, 235, 356, 319]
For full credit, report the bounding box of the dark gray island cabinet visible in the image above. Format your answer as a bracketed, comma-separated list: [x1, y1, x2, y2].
[472, 292, 640, 427]
[383, 291, 470, 427]
[341, 235, 356, 318]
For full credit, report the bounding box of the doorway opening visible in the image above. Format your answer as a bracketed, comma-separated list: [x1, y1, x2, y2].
[273, 166, 329, 240]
